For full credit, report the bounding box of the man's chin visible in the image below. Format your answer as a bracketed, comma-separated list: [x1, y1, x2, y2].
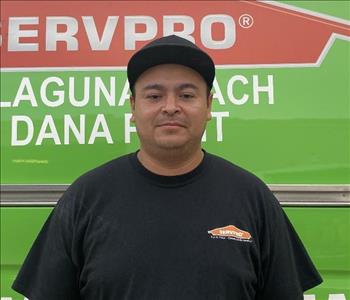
[154, 137, 189, 150]
[156, 141, 187, 150]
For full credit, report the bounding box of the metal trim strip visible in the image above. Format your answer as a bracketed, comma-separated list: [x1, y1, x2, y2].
[1, 184, 349, 207]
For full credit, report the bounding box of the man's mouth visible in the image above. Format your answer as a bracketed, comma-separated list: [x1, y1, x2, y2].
[157, 122, 185, 127]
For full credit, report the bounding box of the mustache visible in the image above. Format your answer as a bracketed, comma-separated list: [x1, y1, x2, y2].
[155, 118, 187, 127]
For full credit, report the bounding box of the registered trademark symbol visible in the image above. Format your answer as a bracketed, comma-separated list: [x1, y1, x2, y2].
[239, 14, 254, 28]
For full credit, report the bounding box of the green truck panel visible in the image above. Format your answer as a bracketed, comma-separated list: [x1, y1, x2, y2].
[1, 1, 349, 299]
[1, 38, 349, 184]
[1, 207, 349, 299]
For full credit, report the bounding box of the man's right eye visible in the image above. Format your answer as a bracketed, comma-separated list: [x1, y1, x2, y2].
[146, 94, 161, 100]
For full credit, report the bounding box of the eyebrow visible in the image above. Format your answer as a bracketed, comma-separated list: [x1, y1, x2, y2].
[141, 84, 165, 91]
[176, 83, 199, 91]
[141, 83, 199, 91]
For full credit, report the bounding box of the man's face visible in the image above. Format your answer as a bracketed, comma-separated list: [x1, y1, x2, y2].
[130, 64, 212, 152]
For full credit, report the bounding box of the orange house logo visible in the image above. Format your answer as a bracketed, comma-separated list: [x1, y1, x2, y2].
[208, 225, 252, 242]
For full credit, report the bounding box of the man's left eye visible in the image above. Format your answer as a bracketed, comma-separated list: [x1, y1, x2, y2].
[180, 94, 194, 99]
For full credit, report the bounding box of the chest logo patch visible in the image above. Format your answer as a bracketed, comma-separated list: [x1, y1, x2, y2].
[208, 225, 252, 242]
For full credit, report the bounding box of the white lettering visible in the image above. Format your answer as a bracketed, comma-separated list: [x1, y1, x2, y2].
[46, 17, 78, 51]
[219, 230, 243, 237]
[0, 297, 29, 300]
[69, 77, 90, 107]
[8, 17, 39, 51]
[212, 111, 229, 142]
[88, 114, 113, 144]
[125, 16, 157, 50]
[95, 77, 115, 106]
[64, 114, 85, 144]
[82, 16, 118, 50]
[212, 77, 225, 105]
[11, 116, 34, 146]
[5, 15, 238, 52]
[253, 75, 274, 104]
[0, 101, 12, 107]
[118, 79, 131, 106]
[329, 295, 346, 300]
[303, 294, 347, 300]
[40, 77, 65, 107]
[163, 16, 195, 43]
[124, 113, 137, 143]
[227, 75, 248, 105]
[201, 130, 207, 142]
[13, 77, 38, 107]
[201, 15, 235, 49]
[36, 115, 61, 145]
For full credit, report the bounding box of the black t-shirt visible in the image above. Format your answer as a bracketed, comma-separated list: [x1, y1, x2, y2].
[13, 151, 322, 300]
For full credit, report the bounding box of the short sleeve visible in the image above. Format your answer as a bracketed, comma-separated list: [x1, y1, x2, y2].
[257, 191, 323, 300]
[12, 192, 81, 300]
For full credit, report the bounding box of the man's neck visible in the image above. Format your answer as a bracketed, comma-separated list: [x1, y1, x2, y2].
[137, 147, 204, 176]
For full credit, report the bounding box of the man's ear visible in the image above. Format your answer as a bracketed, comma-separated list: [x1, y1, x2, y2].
[207, 92, 213, 120]
[130, 94, 136, 122]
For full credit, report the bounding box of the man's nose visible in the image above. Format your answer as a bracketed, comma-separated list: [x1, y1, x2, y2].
[161, 94, 180, 115]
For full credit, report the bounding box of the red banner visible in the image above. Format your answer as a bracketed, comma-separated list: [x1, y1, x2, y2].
[1, 1, 349, 68]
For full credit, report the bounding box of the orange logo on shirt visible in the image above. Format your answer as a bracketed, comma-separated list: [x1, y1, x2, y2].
[208, 225, 252, 242]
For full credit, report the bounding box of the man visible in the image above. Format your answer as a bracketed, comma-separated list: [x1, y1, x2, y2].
[13, 35, 322, 299]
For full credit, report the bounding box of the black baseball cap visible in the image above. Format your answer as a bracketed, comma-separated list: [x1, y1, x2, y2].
[127, 35, 215, 92]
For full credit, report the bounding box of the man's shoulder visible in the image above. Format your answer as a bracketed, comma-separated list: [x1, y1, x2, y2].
[78, 153, 131, 183]
[64, 153, 134, 199]
[206, 152, 280, 211]
[206, 152, 265, 187]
